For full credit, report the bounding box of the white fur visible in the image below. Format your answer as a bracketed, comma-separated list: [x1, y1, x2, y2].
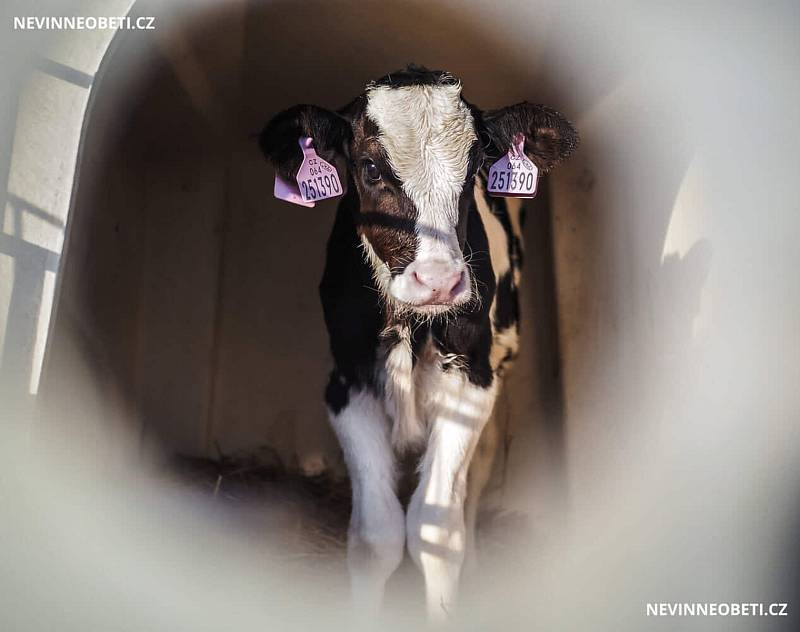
[359, 234, 392, 296]
[328, 390, 405, 615]
[475, 178, 521, 371]
[405, 365, 499, 619]
[366, 83, 477, 307]
[490, 325, 519, 373]
[334, 339, 506, 619]
[474, 177, 512, 280]
[382, 326, 426, 449]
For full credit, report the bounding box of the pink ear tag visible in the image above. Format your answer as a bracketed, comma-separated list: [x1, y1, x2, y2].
[487, 134, 539, 198]
[274, 173, 314, 207]
[273, 137, 344, 207]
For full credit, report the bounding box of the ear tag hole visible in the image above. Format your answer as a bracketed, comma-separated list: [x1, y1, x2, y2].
[487, 133, 539, 198]
[273, 137, 344, 207]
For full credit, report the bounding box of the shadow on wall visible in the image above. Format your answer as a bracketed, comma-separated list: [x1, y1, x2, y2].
[0, 194, 62, 395]
[0, 54, 98, 408]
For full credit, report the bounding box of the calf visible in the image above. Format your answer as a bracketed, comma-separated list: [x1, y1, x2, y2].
[259, 66, 577, 618]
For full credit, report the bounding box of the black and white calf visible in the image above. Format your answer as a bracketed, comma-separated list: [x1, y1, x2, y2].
[259, 66, 577, 618]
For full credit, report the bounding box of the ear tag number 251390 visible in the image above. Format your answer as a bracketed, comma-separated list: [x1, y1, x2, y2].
[273, 137, 344, 207]
[487, 134, 539, 198]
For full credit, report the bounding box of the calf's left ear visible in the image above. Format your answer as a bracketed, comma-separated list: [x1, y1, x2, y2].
[259, 104, 351, 182]
[481, 102, 579, 172]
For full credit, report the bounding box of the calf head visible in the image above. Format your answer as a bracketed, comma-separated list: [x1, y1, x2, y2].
[259, 66, 578, 315]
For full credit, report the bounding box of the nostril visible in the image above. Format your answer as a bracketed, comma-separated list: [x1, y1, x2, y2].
[446, 270, 465, 295]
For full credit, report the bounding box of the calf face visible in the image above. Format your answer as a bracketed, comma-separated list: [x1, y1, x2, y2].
[260, 66, 577, 315]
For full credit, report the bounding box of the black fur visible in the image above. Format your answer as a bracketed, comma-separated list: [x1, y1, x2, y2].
[369, 64, 459, 90]
[482, 102, 579, 172]
[432, 200, 497, 388]
[259, 105, 351, 182]
[493, 271, 519, 332]
[319, 179, 498, 403]
[325, 370, 350, 415]
[318, 187, 385, 413]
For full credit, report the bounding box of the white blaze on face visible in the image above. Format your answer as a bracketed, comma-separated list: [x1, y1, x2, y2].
[365, 82, 477, 308]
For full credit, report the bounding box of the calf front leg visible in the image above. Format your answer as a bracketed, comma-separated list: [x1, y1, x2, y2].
[406, 371, 498, 620]
[328, 385, 405, 615]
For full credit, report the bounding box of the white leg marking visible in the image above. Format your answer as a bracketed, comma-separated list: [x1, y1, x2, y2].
[406, 370, 498, 619]
[328, 389, 405, 615]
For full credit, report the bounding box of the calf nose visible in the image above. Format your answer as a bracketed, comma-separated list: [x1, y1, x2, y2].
[412, 261, 464, 298]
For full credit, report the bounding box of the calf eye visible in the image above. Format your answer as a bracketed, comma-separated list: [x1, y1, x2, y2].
[363, 159, 381, 183]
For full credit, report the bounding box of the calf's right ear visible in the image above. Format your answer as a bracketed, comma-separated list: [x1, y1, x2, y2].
[258, 105, 351, 181]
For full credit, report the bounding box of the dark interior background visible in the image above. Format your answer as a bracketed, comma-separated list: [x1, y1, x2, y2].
[42, 0, 572, 514]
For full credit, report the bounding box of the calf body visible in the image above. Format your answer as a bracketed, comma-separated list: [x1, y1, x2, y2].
[322, 178, 522, 616]
[259, 67, 577, 618]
